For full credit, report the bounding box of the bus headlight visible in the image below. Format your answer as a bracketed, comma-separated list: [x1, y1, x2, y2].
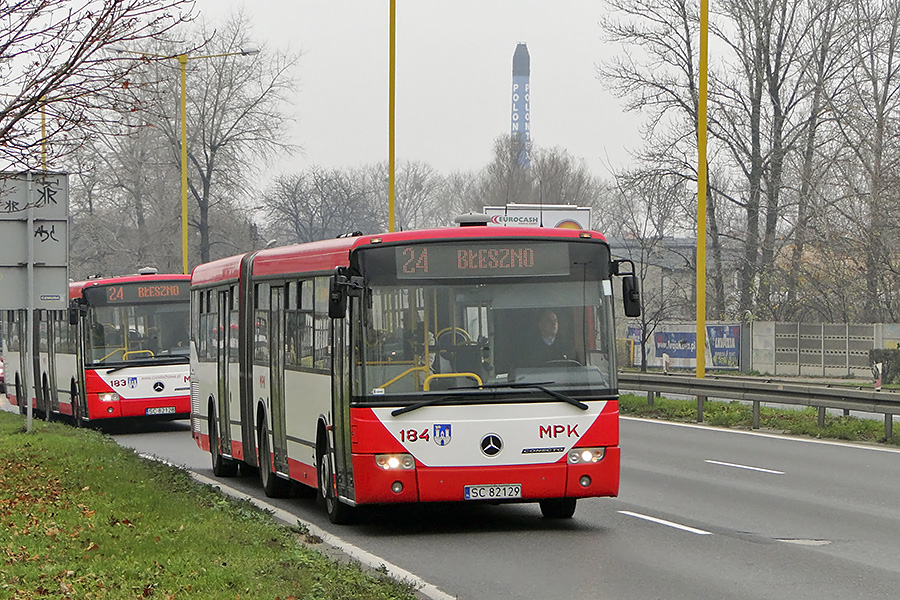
[375, 454, 415, 470]
[568, 447, 605, 464]
[99, 392, 119, 402]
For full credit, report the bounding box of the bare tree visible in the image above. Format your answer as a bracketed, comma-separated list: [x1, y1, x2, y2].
[611, 168, 696, 370]
[432, 171, 485, 224]
[477, 135, 535, 205]
[359, 161, 446, 230]
[599, 0, 880, 322]
[476, 138, 610, 225]
[261, 167, 381, 244]
[599, 0, 729, 318]
[713, 0, 826, 316]
[827, 0, 900, 321]
[530, 147, 611, 215]
[67, 116, 183, 277]
[0, 0, 193, 170]
[783, 0, 855, 316]
[147, 12, 300, 264]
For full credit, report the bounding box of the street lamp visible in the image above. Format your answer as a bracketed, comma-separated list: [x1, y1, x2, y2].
[110, 46, 260, 274]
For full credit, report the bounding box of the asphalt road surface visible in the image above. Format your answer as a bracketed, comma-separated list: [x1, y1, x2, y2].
[91, 414, 900, 600]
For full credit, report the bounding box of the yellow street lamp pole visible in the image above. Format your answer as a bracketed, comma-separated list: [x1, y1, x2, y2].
[696, 0, 708, 378]
[111, 46, 260, 274]
[179, 54, 188, 275]
[41, 96, 47, 170]
[388, 0, 396, 232]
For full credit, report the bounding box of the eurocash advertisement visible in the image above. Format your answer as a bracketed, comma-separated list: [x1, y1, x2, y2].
[483, 204, 591, 230]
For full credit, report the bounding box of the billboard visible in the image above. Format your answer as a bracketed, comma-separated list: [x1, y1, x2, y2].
[627, 323, 741, 370]
[483, 204, 591, 230]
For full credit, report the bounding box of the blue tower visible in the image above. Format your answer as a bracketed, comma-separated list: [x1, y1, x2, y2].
[511, 43, 531, 167]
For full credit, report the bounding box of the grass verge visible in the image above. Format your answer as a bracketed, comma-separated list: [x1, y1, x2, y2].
[0, 412, 419, 600]
[619, 392, 900, 446]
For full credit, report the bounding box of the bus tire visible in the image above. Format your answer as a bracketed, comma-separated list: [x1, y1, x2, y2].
[317, 431, 354, 524]
[42, 378, 54, 422]
[15, 376, 25, 416]
[539, 498, 577, 519]
[209, 408, 238, 478]
[257, 419, 290, 498]
[70, 381, 83, 427]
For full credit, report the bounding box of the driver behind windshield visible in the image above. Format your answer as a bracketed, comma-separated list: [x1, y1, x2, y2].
[523, 309, 579, 367]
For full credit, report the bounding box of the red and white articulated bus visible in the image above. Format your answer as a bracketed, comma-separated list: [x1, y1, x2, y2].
[3, 270, 191, 423]
[190, 220, 640, 523]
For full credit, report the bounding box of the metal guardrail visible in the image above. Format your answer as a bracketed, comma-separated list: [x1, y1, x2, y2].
[618, 372, 900, 439]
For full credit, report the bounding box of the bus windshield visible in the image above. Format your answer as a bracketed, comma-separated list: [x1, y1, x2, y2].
[86, 301, 190, 365]
[354, 240, 617, 400]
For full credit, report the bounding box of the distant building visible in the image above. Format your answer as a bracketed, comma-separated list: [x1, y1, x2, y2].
[608, 235, 744, 323]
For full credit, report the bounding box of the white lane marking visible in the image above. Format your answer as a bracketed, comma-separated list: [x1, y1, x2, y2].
[618, 510, 712, 535]
[139, 454, 455, 600]
[621, 416, 900, 455]
[777, 538, 831, 546]
[704, 459, 784, 474]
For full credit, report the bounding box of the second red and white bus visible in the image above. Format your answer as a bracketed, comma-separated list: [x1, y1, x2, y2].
[190, 220, 640, 522]
[3, 270, 191, 423]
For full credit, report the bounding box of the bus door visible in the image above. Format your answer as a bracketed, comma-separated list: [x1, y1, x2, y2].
[31, 310, 42, 413]
[7, 310, 26, 406]
[269, 286, 288, 475]
[331, 302, 354, 500]
[44, 311, 59, 415]
[216, 290, 233, 456]
[74, 305, 87, 420]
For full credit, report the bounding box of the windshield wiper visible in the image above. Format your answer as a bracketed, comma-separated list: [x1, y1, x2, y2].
[391, 395, 460, 417]
[390, 382, 588, 417]
[476, 382, 588, 410]
[104, 355, 188, 374]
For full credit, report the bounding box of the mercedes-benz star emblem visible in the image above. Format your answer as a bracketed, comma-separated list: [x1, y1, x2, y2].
[153, 381, 165, 393]
[480, 434, 503, 457]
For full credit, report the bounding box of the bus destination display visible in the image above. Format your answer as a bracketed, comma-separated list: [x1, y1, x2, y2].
[84, 281, 190, 305]
[395, 242, 570, 279]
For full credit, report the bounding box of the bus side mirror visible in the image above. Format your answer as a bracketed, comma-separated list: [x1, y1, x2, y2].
[612, 259, 641, 318]
[329, 269, 364, 319]
[328, 273, 348, 319]
[68, 301, 81, 325]
[622, 275, 641, 317]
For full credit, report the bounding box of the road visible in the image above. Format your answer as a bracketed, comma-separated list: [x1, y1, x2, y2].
[97, 414, 900, 600]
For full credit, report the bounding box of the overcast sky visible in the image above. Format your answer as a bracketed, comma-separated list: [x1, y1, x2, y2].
[192, 0, 644, 180]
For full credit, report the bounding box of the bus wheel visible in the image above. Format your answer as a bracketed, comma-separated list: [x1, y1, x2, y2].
[257, 420, 290, 498]
[317, 434, 354, 524]
[15, 377, 25, 416]
[70, 382, 83, 427]
[42, 379, 54, 422]
[539, 498, 577, 519]
[209, 411, 238, 477]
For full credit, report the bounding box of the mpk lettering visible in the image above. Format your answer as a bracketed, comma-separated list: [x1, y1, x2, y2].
[539, 424, 580, 438]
